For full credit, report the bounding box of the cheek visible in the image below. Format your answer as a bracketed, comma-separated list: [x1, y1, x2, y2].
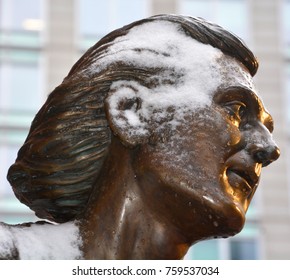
[186, 118, 229, 158]
[224, 121, 242, 146]
[135, 109, 241, 188]
[200, 110, 242, 155]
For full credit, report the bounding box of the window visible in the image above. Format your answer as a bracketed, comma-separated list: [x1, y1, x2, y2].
[178, 0, 249, 41]
[283, 0, 290, 122]
[78, 0, 150, 50]
[230, 239, 258, 260]
[0, 0, 44, 223]
[185, 239, 220, 260]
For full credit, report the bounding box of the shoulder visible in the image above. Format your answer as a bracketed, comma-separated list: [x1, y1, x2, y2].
[0, 222, 19, 260]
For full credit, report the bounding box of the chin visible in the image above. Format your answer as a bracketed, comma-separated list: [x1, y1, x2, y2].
[200, 194, 247, 240]
[218, 201, 246, 238]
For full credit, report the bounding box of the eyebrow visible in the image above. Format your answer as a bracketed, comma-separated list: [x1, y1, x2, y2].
[214, 85, 258, 104]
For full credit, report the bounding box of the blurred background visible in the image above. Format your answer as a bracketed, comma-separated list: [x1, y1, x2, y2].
[0, 0, 289, 260]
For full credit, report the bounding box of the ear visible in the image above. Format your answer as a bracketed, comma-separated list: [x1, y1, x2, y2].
[104, 82, 149, 147]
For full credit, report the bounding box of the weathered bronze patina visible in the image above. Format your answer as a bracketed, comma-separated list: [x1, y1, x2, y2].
[1, 15, 280, 259]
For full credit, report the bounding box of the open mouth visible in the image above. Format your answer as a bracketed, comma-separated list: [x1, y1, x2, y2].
[226, 168, 259, 195]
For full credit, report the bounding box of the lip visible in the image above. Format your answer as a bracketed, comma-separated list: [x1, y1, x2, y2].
[225, 165, 261, 197]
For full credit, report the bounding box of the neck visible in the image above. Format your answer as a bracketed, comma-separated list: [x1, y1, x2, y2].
[78, 138, 190, 259]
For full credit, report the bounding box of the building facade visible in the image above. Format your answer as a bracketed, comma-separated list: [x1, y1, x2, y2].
[0, 0, 289, 259]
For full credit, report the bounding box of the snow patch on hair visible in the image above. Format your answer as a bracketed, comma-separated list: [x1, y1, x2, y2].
[92, 20, 255, 137]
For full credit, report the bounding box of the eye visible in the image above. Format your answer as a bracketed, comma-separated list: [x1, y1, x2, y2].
[224, 101, 247, 127]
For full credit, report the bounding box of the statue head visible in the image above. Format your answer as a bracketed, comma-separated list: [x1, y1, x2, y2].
[7, 15, 279, 239]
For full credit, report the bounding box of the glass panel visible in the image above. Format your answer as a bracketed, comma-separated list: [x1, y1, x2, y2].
[0, 130, 26, 146]
[0, 0, 11, 29]
[10, 65, 42, 111]
[0, 197, 33, 213]
[283, 2, 290, 122]
[179, 0, 248, 40]
[283, 0, 290, 49]
[0, 146, 19, 197]
[0, 0, 43, 224]
[0, 0, 43, 31]
[230, 239, 258, 260]
[0, 30, 41, 48]
[179, 0, 212, 19]
[113, 0, 149, 28]
[245, 195, 259, 218]
[79, 0, 149, 35]
[0, 145, 37, 223]
[78, 0, 149, 50]
[79, 0, 111, 36]
[0, 64, 42, 112]
[185, 239, 220, 260]
[0, 49, 40, 64]
[217, 0, 248, 40]
[286, 68, 290, 122]
[0, 112, 34, 127]
[238, 222, 259, 238]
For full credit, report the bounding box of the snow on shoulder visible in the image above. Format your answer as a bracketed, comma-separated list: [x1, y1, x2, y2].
[0, 221, 82, 259]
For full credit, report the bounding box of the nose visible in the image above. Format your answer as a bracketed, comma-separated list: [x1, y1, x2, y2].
[246, 124, 280, 167]
[252, 145, 280, 167]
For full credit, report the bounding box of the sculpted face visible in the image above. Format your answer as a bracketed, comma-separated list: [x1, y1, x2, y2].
[130, 55, 280, 240]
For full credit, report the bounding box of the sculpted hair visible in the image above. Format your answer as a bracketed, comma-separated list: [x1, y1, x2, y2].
[7, 15, 258, 223]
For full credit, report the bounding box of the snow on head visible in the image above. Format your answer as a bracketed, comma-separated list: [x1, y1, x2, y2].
[86, 20, 253, 138]
[94, 20, 226, 107]
[97, 20, 254, 137]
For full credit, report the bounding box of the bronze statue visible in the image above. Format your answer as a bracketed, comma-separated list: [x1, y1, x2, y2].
[0, 15, 280, 259]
